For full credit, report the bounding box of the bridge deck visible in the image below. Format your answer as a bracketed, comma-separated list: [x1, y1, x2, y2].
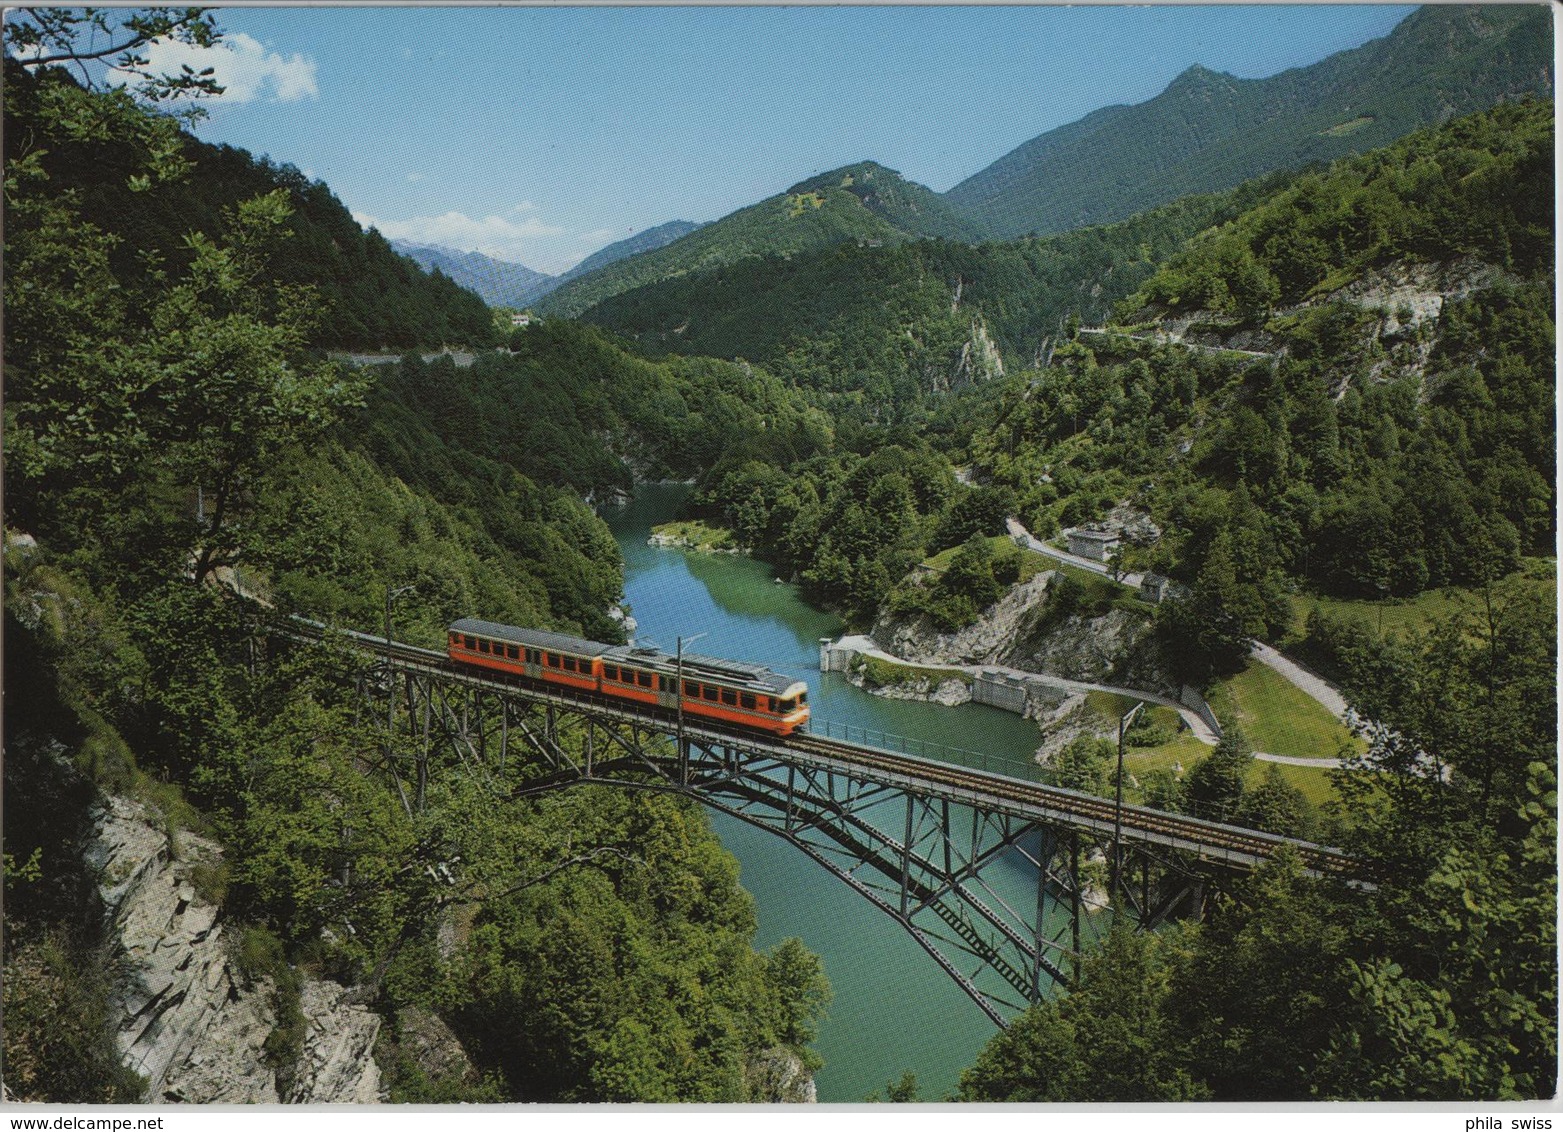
[304, 622, 1354, 876]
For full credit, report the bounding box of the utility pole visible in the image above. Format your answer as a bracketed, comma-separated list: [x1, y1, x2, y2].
[384, 584, 416, 814]
[385, 584, 416, 648]
[676, 632, 708, 786]
[1113, 700, 1145, 912]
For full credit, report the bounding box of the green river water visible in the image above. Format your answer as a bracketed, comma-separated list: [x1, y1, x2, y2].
[603, 484, 1055, 1101]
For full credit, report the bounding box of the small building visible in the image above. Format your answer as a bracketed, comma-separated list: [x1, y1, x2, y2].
[1139, 574, 1188, 605]
[1065, 528, 1121, 562]
[510, 313, 534, 328]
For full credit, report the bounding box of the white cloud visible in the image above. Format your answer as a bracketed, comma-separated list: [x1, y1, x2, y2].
[579, 227, 618, 243]
[354, 208, 565, 263]
[114, 32, 318, 103]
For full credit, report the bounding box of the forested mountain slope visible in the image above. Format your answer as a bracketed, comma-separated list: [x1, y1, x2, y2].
[945, 4, 1552, 238]
[3, 39, 830, 1104]
[2, 60, 495, 351]
[580, 172, 1300, 409]
[552, 220, 706, 288]
[537, 161, 982, 318]
[679, 101, 1553, 666]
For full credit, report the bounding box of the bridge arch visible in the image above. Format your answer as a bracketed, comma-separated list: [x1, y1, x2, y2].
[326, 631, 1269, 1026]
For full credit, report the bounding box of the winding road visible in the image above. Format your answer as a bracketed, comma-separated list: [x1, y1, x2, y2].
[855, 526, 1364, 771]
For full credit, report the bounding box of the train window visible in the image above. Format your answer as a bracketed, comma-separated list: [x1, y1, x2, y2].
[637, 671, 653, 688]
[660, 676, 673, 691]
[702, 686, 718, 702]
[603, 664, 617, 681]
[507, 645, 519, 660]
[546, 653, 559, 667]
[779, 697, 795, 712]
[564, 656, 578, 672]
[478, 640, 490, 653]
[721, 690, 737, 706]
[740, 693, 756, 710]
[526, 649, 538, 664]
[464, 636, 476, 649]
[684, 681, 699, 697]
[449, 633, 459, 646]
[798, 691, 807, 704]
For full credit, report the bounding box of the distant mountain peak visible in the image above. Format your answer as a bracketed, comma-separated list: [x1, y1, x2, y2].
[788, 159, 898, 195]
[1166, 62, 1233, 90]
[389, 239, 554, 308]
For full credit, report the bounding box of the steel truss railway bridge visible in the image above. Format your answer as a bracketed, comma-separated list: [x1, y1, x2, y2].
[311, 624, 1352, 1028]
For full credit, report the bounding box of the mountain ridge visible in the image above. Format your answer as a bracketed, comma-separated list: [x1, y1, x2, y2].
[944, 3, 1553, 238]
[536, 161, 978, 319]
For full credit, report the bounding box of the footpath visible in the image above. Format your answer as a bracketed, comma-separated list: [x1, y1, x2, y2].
[1004, 518, 1146, 589]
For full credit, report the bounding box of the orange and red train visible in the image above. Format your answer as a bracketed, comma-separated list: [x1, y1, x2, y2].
[447, 618, 811, 735]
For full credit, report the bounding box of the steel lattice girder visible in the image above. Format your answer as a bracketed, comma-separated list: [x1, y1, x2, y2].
[362, 658, 1212, 1027]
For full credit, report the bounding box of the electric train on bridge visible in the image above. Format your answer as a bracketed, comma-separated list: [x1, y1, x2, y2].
[447, 619, 811, 735]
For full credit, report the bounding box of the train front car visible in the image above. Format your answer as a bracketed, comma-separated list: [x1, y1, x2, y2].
[666, 648, 810, 736]
[770, 680, 810, 735]
[447, 618, 811, 738]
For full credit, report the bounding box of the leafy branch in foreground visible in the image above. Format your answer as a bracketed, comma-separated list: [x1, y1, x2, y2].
[6, 7, 222, 103]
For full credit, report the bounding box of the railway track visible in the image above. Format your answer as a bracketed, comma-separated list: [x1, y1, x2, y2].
[287, 618, 1356, 876]
[786, 731, 1353, 874]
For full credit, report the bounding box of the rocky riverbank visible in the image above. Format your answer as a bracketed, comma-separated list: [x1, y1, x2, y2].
[843, 654, 974, 706]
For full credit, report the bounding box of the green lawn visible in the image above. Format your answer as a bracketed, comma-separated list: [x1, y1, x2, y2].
[649, 518, 739, 552]
[922, 535, 1137, 598]
[1209, 660, 1363, 761]
[1287, 557, 1556, 640]
[1063, 686, 1342, 810]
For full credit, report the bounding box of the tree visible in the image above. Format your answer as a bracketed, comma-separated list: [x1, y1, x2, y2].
[6, 8, 222, 104]
[1141, 766, 1187, 813]
[959, 925, 1208, 1102]
[935, 484, 1015, 550]
[1238, 764, 1315, 839]
[154, 190, 368, 582]
[763, 937, 832, 1051]
[939, 534, 1002, 611]
[1051, 736, 1114, 796]
[1185, 726, 1253, 823]
[1166, 852, 1357, 1100]
[4, 59, 368, 578]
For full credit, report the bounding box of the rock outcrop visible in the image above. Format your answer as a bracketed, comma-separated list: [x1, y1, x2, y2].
[874, 571, 1168, 692]
[875, 574, 1054, 666]
[745, 1047, 818, 1103]
[88, 795, 384, 1104]
[845, 661, 972, 707]
[289, 981, 384, 1104]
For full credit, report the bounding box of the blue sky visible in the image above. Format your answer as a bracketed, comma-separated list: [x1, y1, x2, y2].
[164, 5, 1417, 273]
